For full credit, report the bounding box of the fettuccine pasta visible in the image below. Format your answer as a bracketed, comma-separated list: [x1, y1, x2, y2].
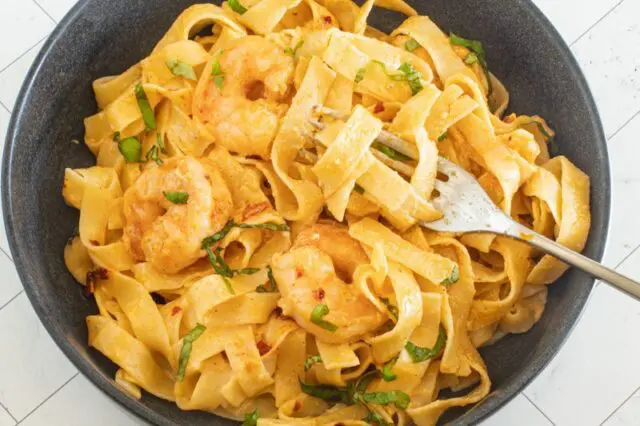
[62, 2, 591, 425]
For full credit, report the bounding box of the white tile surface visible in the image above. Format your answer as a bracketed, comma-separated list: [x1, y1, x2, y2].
[0, 41, 44, 112]
[525, 250, 640, 425]
[0, 293, 76, 420]
[0, 0, 53, 71]
[0, 406, 14, 426]
[0, 252, 22, 309]
[20, 374, 142, 426]
[532, 0, 621, 44]
[482, 394, 552, 426]
[571, 0, 640, 137]
[0, 107, 12, 258]
[604, 387, 640, 426]
[34, 0, 79, 22]
[603, 113, 640, 266]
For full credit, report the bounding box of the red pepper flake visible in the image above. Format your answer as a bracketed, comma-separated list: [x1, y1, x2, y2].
[313, 288, 325, 301]
[274, 307, 283, 317]
[84, 268, 109, 297]
[323, 16, 332, 24]
[243, 201, 270, 220]
[89, 240, 99, 246]
[296, 267, 304, 278]
[374, 102, 385, 114]
[293, 400, 302, 412]
[171, 306, 182, 316]
[256, 340, 272, 356]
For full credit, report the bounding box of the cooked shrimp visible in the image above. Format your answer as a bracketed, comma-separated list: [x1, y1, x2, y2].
[123, 157, 232, 274]
[272, 223, 386, 344]
[193, 36, 294, 159]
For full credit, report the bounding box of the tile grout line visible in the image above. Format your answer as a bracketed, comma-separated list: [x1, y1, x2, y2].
[0, 400, 17, 423]
[606, 107, 640, 142]
[0, 34, 50, 76]
[15, 372, 78, 424]
[523, 393, 556, 425]
[599, 383, 640, 425]
[30, 0, 57, 25]
[569, 0, 626, 47]
[0, 101, 9, 114]
[613, 243, 640, 270]
[0, 290, 23, 313]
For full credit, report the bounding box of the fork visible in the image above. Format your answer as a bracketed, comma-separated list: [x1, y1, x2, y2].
[309, 107, 640, 300]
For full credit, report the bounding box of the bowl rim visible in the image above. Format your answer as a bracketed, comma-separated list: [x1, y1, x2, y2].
[1, 0, 611, 425]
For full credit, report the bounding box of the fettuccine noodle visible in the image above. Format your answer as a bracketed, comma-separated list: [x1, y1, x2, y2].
[62, 1, 591, 425]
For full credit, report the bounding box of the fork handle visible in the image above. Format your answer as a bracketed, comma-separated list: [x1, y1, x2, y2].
[506, 222, 640, 301]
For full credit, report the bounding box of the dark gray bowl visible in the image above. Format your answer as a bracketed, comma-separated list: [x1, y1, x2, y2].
[2, 0, 609, 425]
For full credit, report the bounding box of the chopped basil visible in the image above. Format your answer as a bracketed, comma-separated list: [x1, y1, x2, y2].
[242, 410, 259, 426]
[449, 33, 492, 95]
[304, 354, 323, 371]
[202, 220, 290, 248]
[310, 304, 338, 332]
[211, 50, 225, 89]
[398, 62, 423, 95]
[463, 52, 478, 65]
[371, 141, 412, 162]
[354, 183, 365, 194]
[354, 67, 366, 83]
[146, 144, 163, 166]
[135, 83, 156, 131]
[118, 136, 142, 163]
[381, 356, 398, 381]
[438, 132, 448, 142]
[256, 265, 278, 293]
[284, 40, 304, 57]
[113, 132, 121, 142]
[404, 38, 420, 52]
[176, 323, 206, 381]
[441, 264, 460, 286]
[228, 0, 248, 14]
[202, 244, 259, 291]
[405, 326, 447, 363]
[163, 191, 189, 204]
[299, 380, 350, 404]
[156, 133, 165, 152]
[371, 60, 406, 81]
[379, 297, 399, 320]
[363, 411, 390, 426]
[362, 390, 410, 409]
[166, 59, 197, 81]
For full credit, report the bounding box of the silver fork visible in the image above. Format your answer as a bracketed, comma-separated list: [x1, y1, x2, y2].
[309, 107, 640, 300]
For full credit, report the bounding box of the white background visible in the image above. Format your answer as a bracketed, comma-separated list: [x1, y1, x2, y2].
[0, 0, 638, 425]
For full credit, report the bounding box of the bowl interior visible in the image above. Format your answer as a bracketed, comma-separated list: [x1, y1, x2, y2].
[2, 0, 609, 424]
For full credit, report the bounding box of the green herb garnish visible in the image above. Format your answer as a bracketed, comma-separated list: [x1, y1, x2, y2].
[163, 191, 189, 204]
[228, 0, 248, 14]
[363, 411, 390, 426]
[242, 409, 259, 426]
[284, 40, 304, 57]
[405, 326, 447, 363]
[146, 144, 163, 166]
[381, 356, 398, 381]
[256, 265, 278, 293]
[202, 245, 259, 293]
[310, 304, 338, 332]
[438, 132, 448, 142]
[304, 355, 323, 371]
[166, 59, 197, 81]
[441, 265, 459, 286]
[463, 52, 478, 65]
[135, 83, 156, 131]
[371, 141, 411, 162]
[354, 183, 365, 194]
[299, 380, 351, 403]
[176, 323, 206, 381]
[354, 67, 366, 83]
[449, 33, 492, 95]
[398, 62, 423, 95]
[404, 39, 420, 52]
[113, 132, 121, 142]
[202, 220, 290, 249]
[380, 297, 399, 320]
[118, 137, 142, 163]
[211, 50, 225, 89]
[362, 390, 410, 409]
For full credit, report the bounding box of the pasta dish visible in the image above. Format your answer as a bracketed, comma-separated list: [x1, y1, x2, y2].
[62, 1, 591, 425]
